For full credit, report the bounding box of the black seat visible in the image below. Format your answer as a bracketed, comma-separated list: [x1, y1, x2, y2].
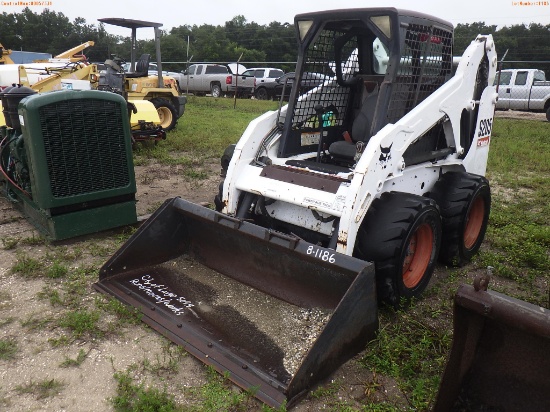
[329, 80, 379, 160]
[125, 54, 151, 78]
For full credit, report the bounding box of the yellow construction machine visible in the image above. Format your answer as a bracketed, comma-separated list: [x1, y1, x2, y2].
[0, 40, 174, 141]
[0, 42, 15, 65]
[33, 41, 94, 63]
[96, 18, 187, 131]
[0, 63, 162, 143]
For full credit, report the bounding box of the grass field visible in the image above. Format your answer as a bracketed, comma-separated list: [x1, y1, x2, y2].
[2, 97, 549, 411]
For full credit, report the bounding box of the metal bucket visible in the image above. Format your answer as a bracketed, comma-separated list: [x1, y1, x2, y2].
[94, 197, 378, 408]
[434, 275, 550, 411]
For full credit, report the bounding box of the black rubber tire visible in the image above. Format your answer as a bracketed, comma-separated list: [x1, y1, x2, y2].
[214, 181, 225, 212]
[545, 106, 550, 122]
[255, 87, 268, 100]
[151, 98, 178, 131]
[429, 172, 491, 266]
[355, 192, 442, 306]
[211, 83, 222, 98]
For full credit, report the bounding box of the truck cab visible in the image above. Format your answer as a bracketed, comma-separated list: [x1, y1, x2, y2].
[495, 68, 549, 112]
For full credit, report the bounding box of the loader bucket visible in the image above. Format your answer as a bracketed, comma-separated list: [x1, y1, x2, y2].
[433, 275, 550, 411]
[94, 197, 378, 408]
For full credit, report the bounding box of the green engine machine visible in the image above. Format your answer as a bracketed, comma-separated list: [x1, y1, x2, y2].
[0, 87, 137, 240]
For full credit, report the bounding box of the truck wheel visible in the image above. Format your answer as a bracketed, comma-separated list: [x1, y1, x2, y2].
[429, 172, 490, 266]
[546, 106, 550, 122]
[255, 87, 268, 100]
[211, 84, 222, 98]
[151, 98, 178, 131]
[355, 192, 442, 306]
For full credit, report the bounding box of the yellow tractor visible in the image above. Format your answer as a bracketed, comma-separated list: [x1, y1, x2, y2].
[0, 42, 15, 65]
[97, 18, 186, 131]
[0, 38, 176, 141]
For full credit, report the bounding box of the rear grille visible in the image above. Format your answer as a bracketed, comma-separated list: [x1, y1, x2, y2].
[387, 24, 453, 123]
[39, 98, 130, 198]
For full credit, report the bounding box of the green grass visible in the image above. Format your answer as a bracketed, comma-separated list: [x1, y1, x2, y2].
[481, 118, 550, 305]
[58, 309, 102, 339]
[46, 261, 69, 279]
[10, 254, 43, 278]
[0, 338, 18, 360]
[360, 306, 452, 410]
[110, 370, 179, 412]
[140, 341, 187, 377]
[94, 296, 142, 325]
[1, 237, 19, 250]
[60, 349, 88, 368]
[134, 96, 278, 167]
[14, 379, 65, 400]
[184, 367, 257, 411]
[19, 234, 46, 246]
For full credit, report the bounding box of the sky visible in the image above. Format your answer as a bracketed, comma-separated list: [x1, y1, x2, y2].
[2, 0, 550, 38]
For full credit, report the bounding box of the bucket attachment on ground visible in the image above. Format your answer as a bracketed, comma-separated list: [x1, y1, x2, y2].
[434, 274, 550, 411]
[94, 197, 378, 408]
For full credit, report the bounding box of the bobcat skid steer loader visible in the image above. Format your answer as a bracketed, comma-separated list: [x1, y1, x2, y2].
[95, 8, 497, 408]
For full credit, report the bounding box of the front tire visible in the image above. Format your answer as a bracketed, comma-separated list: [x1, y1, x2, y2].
[355, 192, 442, 306]
[151, 98, 178, 131]
[545, 106, 550, 122]
[255, 87, 268, 100]
[429, 172, 491, 266]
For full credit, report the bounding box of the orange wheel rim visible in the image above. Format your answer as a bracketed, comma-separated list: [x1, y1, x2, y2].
[402, 223, 433, 289]
[464, 196, 485, 250]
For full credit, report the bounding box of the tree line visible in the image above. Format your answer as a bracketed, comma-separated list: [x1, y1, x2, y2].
[2, 8, 550, 74]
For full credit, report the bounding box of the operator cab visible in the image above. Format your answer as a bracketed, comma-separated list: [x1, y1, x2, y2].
[273, 8, 454, 170]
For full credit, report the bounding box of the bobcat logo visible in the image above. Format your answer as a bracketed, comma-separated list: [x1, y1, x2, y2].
[379, 144, 393, 167]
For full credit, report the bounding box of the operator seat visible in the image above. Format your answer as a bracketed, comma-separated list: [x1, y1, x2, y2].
[329, 80, 379, 159]
[125, 54, 151, 78]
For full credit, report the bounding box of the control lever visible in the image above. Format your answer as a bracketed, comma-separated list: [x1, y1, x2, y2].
[314, 104, 339, 162]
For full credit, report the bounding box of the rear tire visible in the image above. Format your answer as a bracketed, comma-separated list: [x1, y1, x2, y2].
[151, 98, 178, 131]
[546, 106, 550, 122]
[355, 192, 442, 306]
[429, 172, 490, 266]
[211, 83, 222, 98]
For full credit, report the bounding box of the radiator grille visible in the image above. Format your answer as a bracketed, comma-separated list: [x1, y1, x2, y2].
[39, 98, 130, 198]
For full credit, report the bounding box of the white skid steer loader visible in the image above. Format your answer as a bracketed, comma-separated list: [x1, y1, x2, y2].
[216, 8, 497, 305]
[95, 8, 498, 408]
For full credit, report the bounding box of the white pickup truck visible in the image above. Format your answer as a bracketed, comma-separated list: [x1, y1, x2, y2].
[181, 63, 255, 98]
[495, 68, 550, 120]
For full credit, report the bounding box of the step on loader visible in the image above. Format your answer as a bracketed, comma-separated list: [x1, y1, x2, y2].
[95, 8, 498, 408]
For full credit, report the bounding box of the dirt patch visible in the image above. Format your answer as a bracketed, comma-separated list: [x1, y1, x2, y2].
[133, 160, 222, 215]
[0, 160, 222, 411]
[494, 109, 547, 122]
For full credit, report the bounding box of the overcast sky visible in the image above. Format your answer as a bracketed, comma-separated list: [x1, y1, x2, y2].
[4, 0, 550, 38]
